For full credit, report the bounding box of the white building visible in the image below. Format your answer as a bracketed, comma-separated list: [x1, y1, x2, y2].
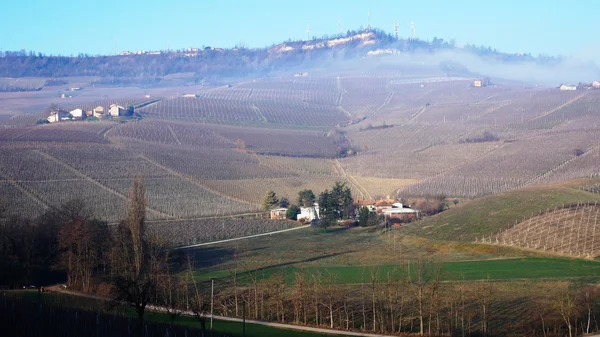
[559, 84, 577, 91]
[69, 108, 85, 119]
[298, 204, 319, 222]
[109, 104, 125, 117]
[183, 94, 197, 98]
[593, 81, 600, 89]
[93, 106, 105, 118]
[47, 110, 70, 123]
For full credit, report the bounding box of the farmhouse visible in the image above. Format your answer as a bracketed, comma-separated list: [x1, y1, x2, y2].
[109, 104, 125, 117]
[93, 106, 105, 118]
[47, 110, 70, 123]
[593, 81, 600, 89]
[69, 108, 85, 119]
[298, 204, 319, 222]
[374, 199, 396, 213]
[270, 208, 288, 220]
[382, 207, 419, 222]
[559, 84, 577, 91]
[473, 80, 482, 87]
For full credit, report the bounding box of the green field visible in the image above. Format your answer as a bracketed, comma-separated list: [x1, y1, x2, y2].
[195, 256, 600, 285]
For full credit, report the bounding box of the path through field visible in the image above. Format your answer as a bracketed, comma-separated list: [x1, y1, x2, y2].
[174, 225, 311, 249]
[48, 286, 396, 337]
[332, 159, 372, 199]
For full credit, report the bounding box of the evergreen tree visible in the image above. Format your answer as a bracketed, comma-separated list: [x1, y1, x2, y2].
[261, 190, 279, 211]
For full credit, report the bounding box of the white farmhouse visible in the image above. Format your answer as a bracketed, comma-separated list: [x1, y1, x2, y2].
[593, 81, 600, 89]
[93, 106, 105, 118]
[109, 104, 125, 117]
[559, 84, 577, 91]
[47, 110, 70, 123]
[298, 203, 319, 222]
[69, 108, 85, 119]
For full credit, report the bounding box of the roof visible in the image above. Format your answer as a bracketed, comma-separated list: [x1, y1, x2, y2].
[110, 104, 125, 109]
[355, 199, 376, 206]
[270, 208, 288, 212]
[94, 106, 104, 110]
[375, 199, 396, 207]
[382, 208, 418, 214]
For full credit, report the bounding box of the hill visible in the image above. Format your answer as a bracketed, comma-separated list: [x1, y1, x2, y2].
[398, 178, 600, 242]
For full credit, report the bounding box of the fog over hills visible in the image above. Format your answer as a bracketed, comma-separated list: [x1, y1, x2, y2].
[1, 28, 598, 87]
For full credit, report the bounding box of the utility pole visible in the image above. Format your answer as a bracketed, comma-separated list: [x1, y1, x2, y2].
[243, 300, 246, 337]
[210, 278, 214, 330]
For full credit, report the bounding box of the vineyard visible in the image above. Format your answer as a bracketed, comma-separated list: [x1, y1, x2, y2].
[147, 218, 299, 246]
[478, 202, 600, 257]
[2, 73, 600, 243]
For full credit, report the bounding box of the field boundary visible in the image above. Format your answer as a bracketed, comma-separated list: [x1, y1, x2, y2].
[174, 224, 311, 249]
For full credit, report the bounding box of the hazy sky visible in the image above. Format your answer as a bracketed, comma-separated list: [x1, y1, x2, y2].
[1, 0, 597, 58]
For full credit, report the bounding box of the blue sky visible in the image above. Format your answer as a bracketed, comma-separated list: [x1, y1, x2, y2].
[1, 0, 598, 58]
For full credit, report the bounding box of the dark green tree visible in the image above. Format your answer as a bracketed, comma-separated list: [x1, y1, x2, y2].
[298, 189, 316, 207]
[317, 190, 336, 230]
[261, 190, 279, 211]
[126, 105, 135, 116]
[322, 181, 353, 219]
[286, 205, 300, 220]
[358, 206, 371, 227]
[279, 197, 290, 208]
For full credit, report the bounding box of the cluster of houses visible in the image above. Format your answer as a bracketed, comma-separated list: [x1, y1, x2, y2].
[270, 199, 420, 224]
[559, 81, 600, 91]
[47, 104, 126, 123]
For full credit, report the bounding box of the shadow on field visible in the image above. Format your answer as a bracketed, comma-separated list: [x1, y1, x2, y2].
[171, 246, 236, 270]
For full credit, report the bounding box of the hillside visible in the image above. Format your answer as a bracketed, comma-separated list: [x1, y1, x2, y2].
[398, 178, 600, 242]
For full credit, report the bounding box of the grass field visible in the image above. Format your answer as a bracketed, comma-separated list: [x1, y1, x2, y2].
[399, 179, 600, 242]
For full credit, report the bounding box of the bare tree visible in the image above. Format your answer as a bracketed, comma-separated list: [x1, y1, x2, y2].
[552, 286, 579, 337]
[109, 176, 163, 337]
[474, 278, 494, 337]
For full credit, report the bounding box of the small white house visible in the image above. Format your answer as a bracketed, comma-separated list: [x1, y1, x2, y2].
[559, 84, 577, 91]
[47, 110, 71, 123]
[93, 106, 105, 118]
[109, 104, 125, 117]
[298, 203, 319, 222]
[69, 108, 85, 119]
[593, 81, 600, 89]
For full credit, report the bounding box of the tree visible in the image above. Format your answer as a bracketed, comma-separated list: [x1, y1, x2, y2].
[298, 189, 316, 207]
[110, 176, 164, 337]
[318, 190, 336, 230]
[261, 190, 279, 211]
[279, 197, 290, 208]
[329, 181, 353, 219]
[358, 206, 372, 227]
[126, 105, 135, 116]
[286, 205, 300, 220]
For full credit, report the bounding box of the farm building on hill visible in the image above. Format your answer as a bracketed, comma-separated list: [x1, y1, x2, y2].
[47, 110, 71, 123]
[183, 94, 197, 98]
[559, 84, 577, 91]
[593, 81, 600, 89]
[382, 207, 419, 222]
[374, 199, 396, 213]
[298, 204, 319, 222]
[109, 104, 125, 117]
[69, 108, 85, 119]
[473, 80, 482, 87]
[270, 208, 288, 220]
[93, 106, 105, 118]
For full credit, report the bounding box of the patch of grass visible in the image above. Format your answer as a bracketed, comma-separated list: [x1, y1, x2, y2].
[400, 181, 600, 242]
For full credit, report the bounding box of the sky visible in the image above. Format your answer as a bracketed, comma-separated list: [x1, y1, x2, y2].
[1, 0, 598, 59]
